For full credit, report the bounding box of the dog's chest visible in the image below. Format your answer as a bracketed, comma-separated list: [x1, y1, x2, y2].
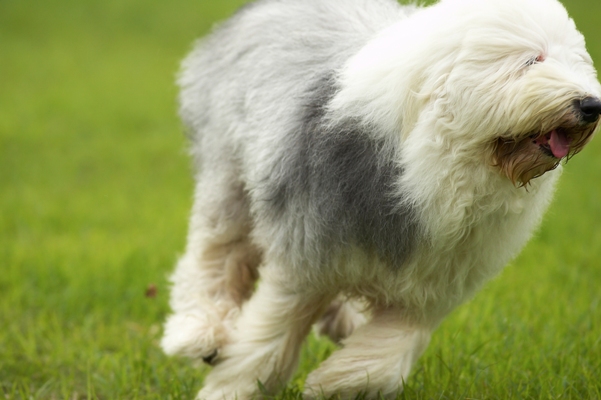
[419, 175, 558, 294]
[344, 173, 560, 313]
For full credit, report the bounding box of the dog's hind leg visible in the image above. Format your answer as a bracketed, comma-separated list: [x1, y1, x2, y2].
[197, 264, 333, 400]
[161, 172, 261, 364]
[304, 308, 431, 400]
[314, 296, 369, 344]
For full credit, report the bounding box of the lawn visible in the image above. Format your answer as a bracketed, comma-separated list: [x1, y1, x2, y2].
[1, 0, 600, 399]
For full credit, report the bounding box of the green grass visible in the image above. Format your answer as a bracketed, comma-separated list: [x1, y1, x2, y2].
[1, 0, 601, 398]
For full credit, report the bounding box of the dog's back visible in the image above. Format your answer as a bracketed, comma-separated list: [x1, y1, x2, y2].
[178, 0, 410, 167]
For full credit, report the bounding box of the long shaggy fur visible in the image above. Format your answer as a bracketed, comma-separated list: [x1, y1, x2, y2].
[161, 0, 601, 398]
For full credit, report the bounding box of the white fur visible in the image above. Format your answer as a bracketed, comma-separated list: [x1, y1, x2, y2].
[161, 0, 600, 398]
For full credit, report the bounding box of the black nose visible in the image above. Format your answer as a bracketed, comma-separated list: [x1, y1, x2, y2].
[578, 96, 601, 123]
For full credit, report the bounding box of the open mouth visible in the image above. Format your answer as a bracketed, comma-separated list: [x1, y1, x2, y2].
[531, 129, 571, 159]
[494, 120, 596, 186]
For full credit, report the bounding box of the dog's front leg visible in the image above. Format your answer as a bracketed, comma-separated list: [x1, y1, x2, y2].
[304, 308, 431, 400]
[161, 175, 261, 364]
[197, 264, 333, 400]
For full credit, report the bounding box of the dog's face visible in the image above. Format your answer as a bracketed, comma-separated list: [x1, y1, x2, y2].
[331, 0, 601, 186]
[438, 0, 601, 186]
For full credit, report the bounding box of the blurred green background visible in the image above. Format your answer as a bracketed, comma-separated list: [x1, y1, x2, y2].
[1, 0, 600, 398]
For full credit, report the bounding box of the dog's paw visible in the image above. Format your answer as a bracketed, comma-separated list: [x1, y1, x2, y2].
[161, 312, 229, 364]
[314, 299, 368, 343]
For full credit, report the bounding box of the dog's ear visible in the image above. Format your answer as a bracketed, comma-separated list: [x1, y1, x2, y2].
[327, 21, 460, 141]
[398, 49, 458, 139]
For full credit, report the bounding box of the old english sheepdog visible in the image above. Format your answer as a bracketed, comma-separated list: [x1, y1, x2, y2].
[161, 0, 601, 398]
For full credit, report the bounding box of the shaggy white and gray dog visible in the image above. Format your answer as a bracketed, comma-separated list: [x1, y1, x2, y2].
[161, 0, 601, 398]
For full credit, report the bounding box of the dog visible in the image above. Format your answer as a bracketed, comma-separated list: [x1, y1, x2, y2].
[161, 0, 601, 398]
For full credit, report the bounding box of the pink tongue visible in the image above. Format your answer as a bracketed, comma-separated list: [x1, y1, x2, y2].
[549, 130, 570, 158]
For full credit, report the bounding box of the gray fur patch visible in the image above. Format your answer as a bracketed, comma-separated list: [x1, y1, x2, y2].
[262, 74, 418, 268]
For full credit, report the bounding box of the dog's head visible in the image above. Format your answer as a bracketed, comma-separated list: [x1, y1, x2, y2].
[437, 0, 601, 186]
[332, 0, 601, 186]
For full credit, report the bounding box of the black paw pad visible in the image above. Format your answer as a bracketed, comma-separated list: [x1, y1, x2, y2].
[202, 349, 219, 365]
